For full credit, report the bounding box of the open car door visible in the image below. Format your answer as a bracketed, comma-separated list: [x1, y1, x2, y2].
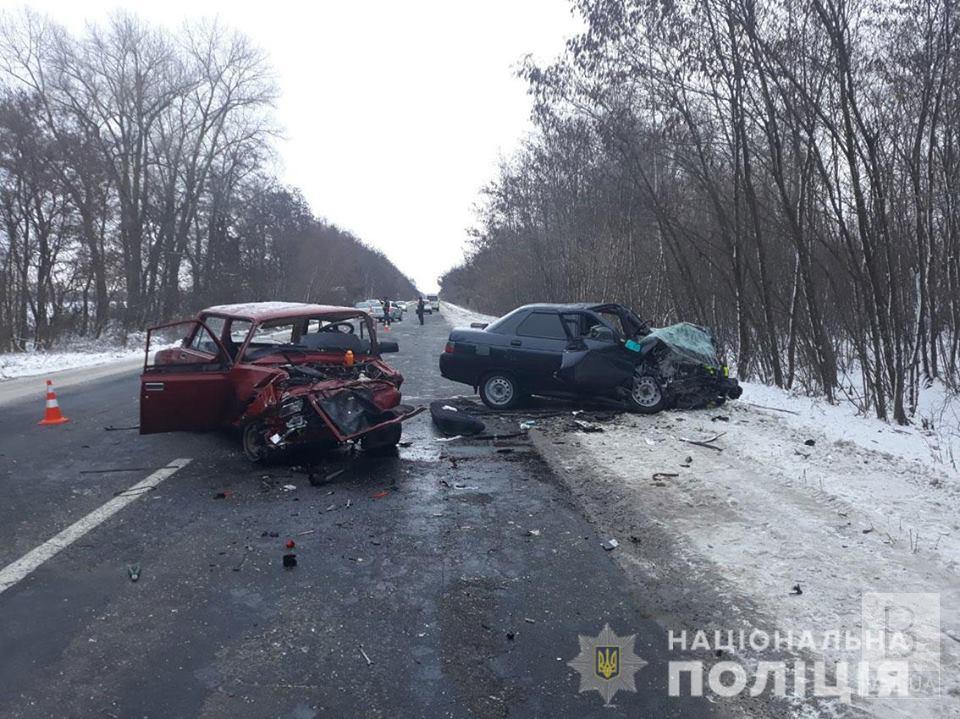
[557, 315, 636, 392]
[140, 319, 232, 434]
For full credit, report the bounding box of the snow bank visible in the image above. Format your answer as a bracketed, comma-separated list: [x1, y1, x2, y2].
[0, 336, 145, 380]
[742, 381, 960, 474]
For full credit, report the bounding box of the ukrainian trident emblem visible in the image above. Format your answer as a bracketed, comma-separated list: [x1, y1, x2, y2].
[568, 624, 647, 706]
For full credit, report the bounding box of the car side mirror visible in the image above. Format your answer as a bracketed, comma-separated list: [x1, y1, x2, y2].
[588, 325, 616, 342]
[378, 340, 399, 353]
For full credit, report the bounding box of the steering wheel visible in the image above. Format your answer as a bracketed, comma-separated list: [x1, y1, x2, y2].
[319, 321, 356, 334]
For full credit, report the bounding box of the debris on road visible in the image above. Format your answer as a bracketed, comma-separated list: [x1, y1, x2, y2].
[790, 583, 803, 596]
[519, 420, 536, 431]
[285, 539, 296, 549]
[601, 538, 620, 551]
[570, 419, 603, 433]
[213, 491, 232, 500]
[104, 425, 139, 431]
[527, 529, 541, 537]
[804, 438, 816, 446]
[282, 553, 297, 568]
[679, 432, 725, 452]
[430, 400, 485, 436]
[309, 468, 345, 486]
[359, 645, 373, 666]
[282, 484, 297, 492]
[371, 490, 390, 499]
[127, 564, 141, 582]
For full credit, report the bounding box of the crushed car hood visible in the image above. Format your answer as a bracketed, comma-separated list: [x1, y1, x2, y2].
[636, 323, 721, 367]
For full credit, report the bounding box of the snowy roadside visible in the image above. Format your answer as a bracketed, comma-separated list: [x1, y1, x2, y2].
[439, 301, 497, 329]
[0, 345, 143, 381]
[531, 395, 960, 718]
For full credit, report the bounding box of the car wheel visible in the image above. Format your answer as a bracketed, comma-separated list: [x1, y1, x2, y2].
[627, 372, 667, 414]
[479, 372, 521, 410]
[242, 422, 269, 463]
[361, 421, 402, 454]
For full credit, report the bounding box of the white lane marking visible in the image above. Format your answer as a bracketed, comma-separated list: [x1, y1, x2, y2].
[0, 458, 192, 595]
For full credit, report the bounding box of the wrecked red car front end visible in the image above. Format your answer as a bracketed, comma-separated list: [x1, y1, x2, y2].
[238, 354, 421, 461]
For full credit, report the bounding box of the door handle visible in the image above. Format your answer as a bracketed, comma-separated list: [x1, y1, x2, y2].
[145, 382, 165, 392]
[510, 340, 521, 346]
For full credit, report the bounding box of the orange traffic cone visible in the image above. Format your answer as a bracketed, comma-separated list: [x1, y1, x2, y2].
[38, 379, 69, 426]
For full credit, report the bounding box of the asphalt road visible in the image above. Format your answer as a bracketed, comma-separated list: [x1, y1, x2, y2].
[0, 310, 722, 719]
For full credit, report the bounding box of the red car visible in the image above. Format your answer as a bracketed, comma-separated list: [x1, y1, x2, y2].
[139, 302, 421, 461]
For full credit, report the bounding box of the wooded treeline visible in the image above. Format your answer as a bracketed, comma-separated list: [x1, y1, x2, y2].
[0, 10, 414, 352]
[442, 0, 960, 423]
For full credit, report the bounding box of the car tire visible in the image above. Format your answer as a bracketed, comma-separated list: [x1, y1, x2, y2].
[479, 372, 521, 410]
[242, 422, 270, 463]
[626, 372, 667, 414]
[361, 421, 402, 454]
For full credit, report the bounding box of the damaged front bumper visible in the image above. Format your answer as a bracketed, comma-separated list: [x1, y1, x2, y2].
[243, 378, 424, 453]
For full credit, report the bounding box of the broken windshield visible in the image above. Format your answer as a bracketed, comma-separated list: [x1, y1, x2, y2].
[241, 315, 372, 361]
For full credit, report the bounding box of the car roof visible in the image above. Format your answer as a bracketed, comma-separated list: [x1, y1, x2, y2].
[201, 301, 361, 321]
[513, 302, 606, 312]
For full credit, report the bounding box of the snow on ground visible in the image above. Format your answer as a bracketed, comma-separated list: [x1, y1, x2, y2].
[0, 335, 145, 381]
[540, 393, 960, 717]
[742, 381, 960, 475]
[440, 302, 498, 329]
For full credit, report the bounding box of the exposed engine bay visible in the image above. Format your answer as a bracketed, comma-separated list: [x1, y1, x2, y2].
[240, 358, 422, 462]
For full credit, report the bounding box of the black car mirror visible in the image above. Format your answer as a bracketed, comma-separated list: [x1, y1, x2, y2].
[588, 324, 616, 342]
[378, 340, 399, 353]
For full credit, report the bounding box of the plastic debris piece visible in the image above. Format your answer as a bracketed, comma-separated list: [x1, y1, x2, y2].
[127, 564, 141, 582]
[601, 538, 620, 551]
[371, 490, 389, 499]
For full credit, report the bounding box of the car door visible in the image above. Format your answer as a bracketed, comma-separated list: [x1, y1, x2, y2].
[140, 319, 233, 434]
[558, 312, 635, 391]
[509, 310, 569, 391]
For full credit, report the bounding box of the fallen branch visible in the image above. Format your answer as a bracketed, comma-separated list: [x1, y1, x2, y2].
[679, 432, 725, 452]
[744, 402, 800, 415]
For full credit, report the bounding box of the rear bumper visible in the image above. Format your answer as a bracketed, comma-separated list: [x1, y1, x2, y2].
[439, 353, 479, 388]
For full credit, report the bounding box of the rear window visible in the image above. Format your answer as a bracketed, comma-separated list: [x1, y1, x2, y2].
[516, 311, 566, 339]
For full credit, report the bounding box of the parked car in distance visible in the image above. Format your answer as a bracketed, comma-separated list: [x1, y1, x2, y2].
[439, 302, 741, 412]
[427, 294, 440, 313]
[385, 300, 403, 322]
[140, 302, 420, 461]
[355, 299, 385, 321]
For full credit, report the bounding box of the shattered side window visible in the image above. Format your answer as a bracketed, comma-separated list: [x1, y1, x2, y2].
[229, 320, 252, 343]
[595, 312, 625, 339]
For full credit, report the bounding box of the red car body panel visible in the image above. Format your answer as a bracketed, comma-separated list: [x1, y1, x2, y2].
[139, 303, 421, 453]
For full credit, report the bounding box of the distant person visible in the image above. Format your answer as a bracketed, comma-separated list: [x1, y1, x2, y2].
[416, 296, 425, 326]
[382, 298, 391, 327]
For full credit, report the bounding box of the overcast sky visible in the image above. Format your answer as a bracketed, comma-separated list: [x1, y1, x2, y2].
[14, 0, 581, 293]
